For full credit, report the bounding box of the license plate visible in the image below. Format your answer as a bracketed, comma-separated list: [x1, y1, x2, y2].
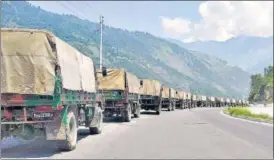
[33, 112, 54, 120]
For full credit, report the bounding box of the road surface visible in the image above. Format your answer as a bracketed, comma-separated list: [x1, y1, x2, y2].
[2, 108, 273, 159]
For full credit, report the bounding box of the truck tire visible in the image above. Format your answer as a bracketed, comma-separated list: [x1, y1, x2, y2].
[57, 110, 77, 151]
[123, 104, 132, 122]
[134, 103, 141, 118]
[89, 108, 103, 134]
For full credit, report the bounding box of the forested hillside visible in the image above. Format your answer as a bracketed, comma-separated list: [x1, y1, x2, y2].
[248, 66, 273, 103]
[1, 1, 251, 98]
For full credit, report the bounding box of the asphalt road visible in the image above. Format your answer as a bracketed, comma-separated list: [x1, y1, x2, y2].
[2, 108, 273, 159]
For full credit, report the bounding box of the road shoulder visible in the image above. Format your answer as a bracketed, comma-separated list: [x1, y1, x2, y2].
[220, 110, 273, 127]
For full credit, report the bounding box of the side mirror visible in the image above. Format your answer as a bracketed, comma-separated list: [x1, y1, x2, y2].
[102, 67, 107, 77]
[140, 80, 143, 86]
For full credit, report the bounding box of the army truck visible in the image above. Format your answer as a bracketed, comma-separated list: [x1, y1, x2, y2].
[206, 96, 216, 107]
[196, 95, 202, 107]
[237, 100, 243, 107]
[170, 88, 177, 111]
[161, 86, 172, 111]
[186, 92, 192, 108]
[175, 91, 184, 109]
[0, 28, 104, 151]
[96, 68, 141, 122]
[225, 98, 231, 107]
[231, 99, 236, 107]
[201, 95, 207, 107]
[139, 79, 162, 115]
[182, 92, 188, 109]
[215, 97, 224, 107]
[191, 94, 197, 108]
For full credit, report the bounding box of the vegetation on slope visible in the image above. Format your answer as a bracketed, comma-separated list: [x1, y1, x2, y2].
[248, 65, 273, 104]
[1, 1, 250, 98]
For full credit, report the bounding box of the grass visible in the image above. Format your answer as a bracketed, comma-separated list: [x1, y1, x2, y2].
[224, 107, 273, 122]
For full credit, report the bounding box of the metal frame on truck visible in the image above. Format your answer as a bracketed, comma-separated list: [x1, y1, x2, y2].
[0, 28, 104, 151]
[96, 68, 141, 122]
[139, 79, 163, 115]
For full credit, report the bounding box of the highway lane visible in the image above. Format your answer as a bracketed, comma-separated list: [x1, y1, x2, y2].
[1, 108, 273, 159]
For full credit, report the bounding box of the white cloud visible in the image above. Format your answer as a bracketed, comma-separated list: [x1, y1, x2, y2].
[161, 17, 191, 36]
[161, 1, 273, 42]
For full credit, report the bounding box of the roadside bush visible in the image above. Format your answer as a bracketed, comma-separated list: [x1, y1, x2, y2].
[225, 107, 273, 121]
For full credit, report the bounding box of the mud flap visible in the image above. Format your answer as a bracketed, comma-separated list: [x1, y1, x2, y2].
[45, 110, 67, 140]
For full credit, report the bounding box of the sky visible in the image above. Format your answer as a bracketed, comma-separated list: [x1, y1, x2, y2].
[29, 1, 273, 43]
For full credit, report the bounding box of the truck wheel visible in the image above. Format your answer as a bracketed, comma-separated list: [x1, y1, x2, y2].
[89, 109, 103, 134]
[123, 104, 132, 122]
[156, 104, 162, 115]
[134, 103, 141, 118]
[57, 110, 77, 151]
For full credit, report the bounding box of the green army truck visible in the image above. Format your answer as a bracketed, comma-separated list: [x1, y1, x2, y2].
[0, 28, 104, 151]
[196, 95, 203, 108]
[186, 92, 192, 109]
[139, 79, 163, 115]
[191, 94, 197, 108]
[161, 86, 173, 111]
[96, 68, 141, 122]
[182, 92, 188, 109]
[170, 88, 177, 111]
[231, 99, 237, 107]
[175, 91, 184, 109]
[215, 97, 224, 107]
[225, 98, 231, 107]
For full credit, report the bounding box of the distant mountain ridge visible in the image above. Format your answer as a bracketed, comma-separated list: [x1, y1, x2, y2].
[1, 1, 251, 99]
[168, 36, 273, 74]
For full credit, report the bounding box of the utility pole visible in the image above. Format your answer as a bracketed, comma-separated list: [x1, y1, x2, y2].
[99, 15, 104, 70]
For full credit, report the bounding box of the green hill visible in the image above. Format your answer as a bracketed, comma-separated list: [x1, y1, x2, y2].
[1, 1, 251, 98]
[248, 66, 273, 103]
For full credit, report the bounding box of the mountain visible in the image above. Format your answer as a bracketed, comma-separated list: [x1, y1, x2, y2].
[1, 1, 251, 98]
[169, 36, 273, 74]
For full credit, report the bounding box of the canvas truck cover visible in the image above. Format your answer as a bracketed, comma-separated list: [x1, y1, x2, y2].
[232, 99, 236, 103]
[1, 28, 56, 95]
[162, 86, 170, 98]
[140, 79, 161, 96]
[201, 95, 207, 101]
[226, 98, 230, 103]
[97, 68, 126, 91]
[177, 91, 184, 99]
[55, 37, 96, 92]
[210, 96, 215, 101]
[170, 88, 176, 98]
[1, 28, 96, 95]
[126, 72, 140, 94]
[192, 94, 197, 101]
[196, 95, 202, 101]
[187, 92, 192, 100]
[183, 92, 188, 100]
[220, 97, 224, 102]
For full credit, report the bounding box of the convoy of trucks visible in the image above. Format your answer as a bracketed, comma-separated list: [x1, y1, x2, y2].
[0, 28, 250, 151]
